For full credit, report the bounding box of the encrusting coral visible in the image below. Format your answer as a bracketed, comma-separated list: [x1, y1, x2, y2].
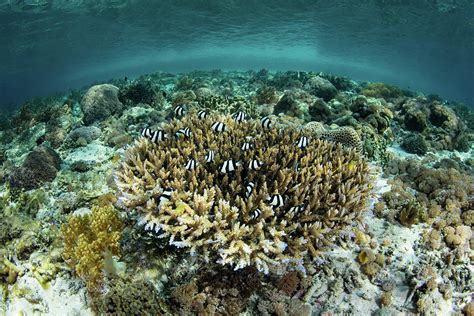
[303, 123, 363, 153]
[91, 277, 168, 315]
[317, 126, 363, 153]
[61, 205, 123, 290]
[115, 111, 372, 273]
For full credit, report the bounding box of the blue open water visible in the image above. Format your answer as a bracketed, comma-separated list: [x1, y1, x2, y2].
[1, 0, 473, 107]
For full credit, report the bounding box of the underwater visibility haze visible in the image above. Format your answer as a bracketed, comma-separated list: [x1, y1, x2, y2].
[1, 0, 474, 107]
[0, 1, 473, 315]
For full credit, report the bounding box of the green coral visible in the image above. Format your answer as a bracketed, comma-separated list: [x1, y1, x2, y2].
[360, 125, 393, 164]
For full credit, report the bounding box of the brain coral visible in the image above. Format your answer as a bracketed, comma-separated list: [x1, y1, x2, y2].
[115, 111, 372, 273]
[316, 126, 364, 154]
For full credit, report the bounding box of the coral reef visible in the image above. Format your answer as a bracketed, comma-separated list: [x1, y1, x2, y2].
[350, 95, 393, 133]
[115, 112, 372, 273]
[0, 70, 472, 314]
[308, 98, 332, 122]
[255, 86, 279, 105]
[61, 205, 123, 290]
[398, 200, 425, 227]
[196, 95, 259, 118]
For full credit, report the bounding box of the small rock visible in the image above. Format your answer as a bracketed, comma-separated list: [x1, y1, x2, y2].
[65, 143, 113, 169]
[65, 126, 101, 148]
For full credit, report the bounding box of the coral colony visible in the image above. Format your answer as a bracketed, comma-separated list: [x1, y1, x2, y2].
[115, 110, 372, 273]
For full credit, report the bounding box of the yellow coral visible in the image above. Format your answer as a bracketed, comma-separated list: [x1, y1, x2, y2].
[62, 205, 123, 290]
[315, 126, 363, 153]
[443, 225, 472, 248]
[361, 82, 402, 99]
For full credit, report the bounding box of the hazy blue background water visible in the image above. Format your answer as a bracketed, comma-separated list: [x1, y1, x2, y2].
[1, 0, 473, 109]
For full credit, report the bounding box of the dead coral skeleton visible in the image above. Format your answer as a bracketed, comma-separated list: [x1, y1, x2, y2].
[115, 111, 372, 273]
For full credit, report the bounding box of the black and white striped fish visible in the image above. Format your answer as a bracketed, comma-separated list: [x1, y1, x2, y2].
[232, 111, 246, 122]
[197, 110, 208, 119]
[205, 150, 215, 162]
[174, 105, 185, 117]
[250, 208, 262, 220]
[261, 116, 272, 129]
[220, 159, 237, 173]
[141, 127, 153, 138]
[150, 130, 167, 143]
[267, 194, 284, 208]
[288, 205, 305, 215]
[296, 136, 309, 149]
[185, 159, 198, 170]
[158, 188, 173, 205]
[241, 142, 252, 151]
[176, 127, 192, 138]
[245, 182, 255, 198]
[211, 121, 226, 132]
[248, 159, 263, 170]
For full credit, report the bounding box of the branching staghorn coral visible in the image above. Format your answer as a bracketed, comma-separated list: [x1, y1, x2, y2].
[115, 112, 372, 273]
[62, 205, 123, 290]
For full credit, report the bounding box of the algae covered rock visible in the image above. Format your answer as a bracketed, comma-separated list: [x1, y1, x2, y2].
[404, 110, 428, 132]
[361, 82, 403, 99]
[308, 98, 332, 122]
[429, 102, 459, 129]
[81, 84, 124, 125]
[65, 126, 101, 148]
[401, 133, 428, 155]
[118, 81, 159, 105]
[91, 278, 166, 315]
[274, 89, 315, 119]
[65, 143, 113, 167]
[9, 145, 61, 190]
[304, 75, 338, 101]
